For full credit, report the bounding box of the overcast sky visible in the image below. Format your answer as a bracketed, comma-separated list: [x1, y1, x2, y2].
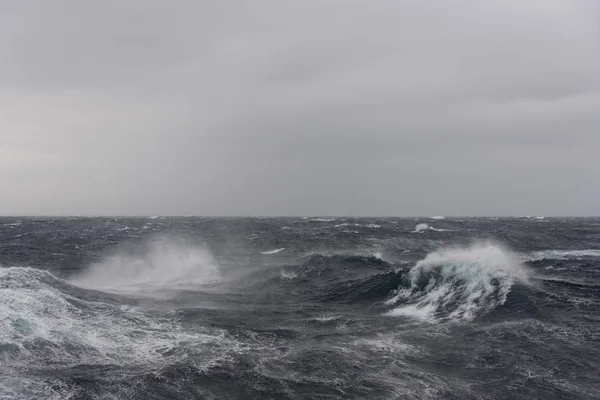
[1, 0, 599, 216]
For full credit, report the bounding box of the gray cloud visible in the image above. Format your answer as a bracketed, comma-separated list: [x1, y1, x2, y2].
[1, 0, 599, 216]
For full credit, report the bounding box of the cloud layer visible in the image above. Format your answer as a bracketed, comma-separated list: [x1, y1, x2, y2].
[1, 0, 599, 215]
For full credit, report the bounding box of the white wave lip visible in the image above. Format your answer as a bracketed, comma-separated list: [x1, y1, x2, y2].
[69, 237, 221, 294]
[386, 242, 530, 321]
[261, 248, 286, 255]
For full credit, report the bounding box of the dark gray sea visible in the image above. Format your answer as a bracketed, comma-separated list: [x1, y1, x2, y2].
[1, 217, 599, 399]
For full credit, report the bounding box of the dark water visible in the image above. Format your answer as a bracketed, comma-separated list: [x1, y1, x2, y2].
[1, 217, 600, 399]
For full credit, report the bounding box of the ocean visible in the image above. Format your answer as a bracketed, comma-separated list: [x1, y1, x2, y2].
[1, 217, 599, 399]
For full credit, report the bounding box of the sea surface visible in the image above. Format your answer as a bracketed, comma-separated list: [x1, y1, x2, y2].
[1, 217, 599, 399]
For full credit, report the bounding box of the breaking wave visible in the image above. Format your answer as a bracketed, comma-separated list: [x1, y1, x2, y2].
[69, 237, 221, 294]
[385, 242, 530, 321]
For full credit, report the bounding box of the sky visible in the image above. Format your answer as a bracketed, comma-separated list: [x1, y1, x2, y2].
[1, 0, 599, 216]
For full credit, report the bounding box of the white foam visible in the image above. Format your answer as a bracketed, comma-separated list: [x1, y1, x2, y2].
[69, 237, 221, 294]
[312, 314, 342, 322]
[358, 335, 423, 356]
[385, 242, 530, 322]
[413, 223, 454, 233]
[261, 248, 286, 255]
[0, 268, 229, 363]
[428, 227, 455, 232]
[430, 216, 445, 220]
[413, 223, 429, 233]
[280, 270, 298, 280]
[0, 266, 240, 398]
[3, 221, 22, 227]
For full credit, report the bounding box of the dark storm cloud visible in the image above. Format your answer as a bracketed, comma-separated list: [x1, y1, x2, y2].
[1, 0, 599, 215]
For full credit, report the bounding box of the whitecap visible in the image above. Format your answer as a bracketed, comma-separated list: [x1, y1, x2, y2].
[312, 314, 343, 322]
[413, 223, 429, 233]
[261, 248, 286, 255]
[413, 223, 454, 233]
[385, 242, 530, 322]
[280, 270, 298, 280]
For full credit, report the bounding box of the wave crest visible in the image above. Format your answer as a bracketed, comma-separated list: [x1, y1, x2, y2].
[385, 242, 530, 321]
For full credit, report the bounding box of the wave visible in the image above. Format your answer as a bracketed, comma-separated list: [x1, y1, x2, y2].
[273, 253, 402, 304]
[0, 266, 235, 399]
[261, 248, 286, 255]
[385, 242, 530, 322]
[69, 237, 221, 295]
[412, 223, 454, 233]
[316, 271, 405, 304]
[294, 252, 391, 276]
[413, 223, 429, 233]
[429, 227, 455, 232]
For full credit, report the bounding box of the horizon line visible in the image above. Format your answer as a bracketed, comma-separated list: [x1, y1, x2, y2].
[1, 215, 598, 219]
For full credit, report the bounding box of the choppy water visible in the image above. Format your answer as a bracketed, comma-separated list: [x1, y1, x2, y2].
[1, 217, 599, 399]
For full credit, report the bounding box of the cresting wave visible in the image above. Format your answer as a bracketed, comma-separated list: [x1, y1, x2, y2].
[385, 242, 530, 321]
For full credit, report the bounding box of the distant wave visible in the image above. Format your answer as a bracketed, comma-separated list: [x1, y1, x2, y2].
[261, 248, 286, 255]
[524, 249, 600, 262]
[385, 242, 530, 321]
[413, 223, 429, 233]
[412, 223, 454, 233]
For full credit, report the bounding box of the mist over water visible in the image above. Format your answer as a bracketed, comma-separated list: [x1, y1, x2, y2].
[70, 236, 221, 294]
[1, 217, 600, 399]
